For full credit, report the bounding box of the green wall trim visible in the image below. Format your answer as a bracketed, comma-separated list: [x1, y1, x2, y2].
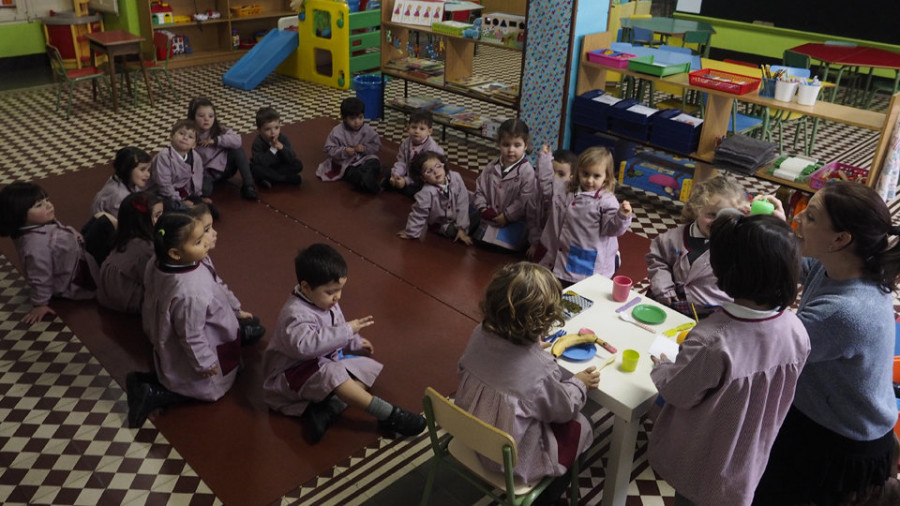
[0, 22, 46, 58]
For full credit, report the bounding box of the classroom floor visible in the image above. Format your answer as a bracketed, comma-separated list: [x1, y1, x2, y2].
[0, 46, 893, 506]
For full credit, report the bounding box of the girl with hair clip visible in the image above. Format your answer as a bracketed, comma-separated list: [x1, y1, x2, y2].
[456, 262, 600, 503]
[396, 151, 472, 245]
[754, 182, 900, 506]
[188, 96, 258, 201]
[645, 175, 749, 318]
[97, 192, 163, 314]
[471, 119, 537, 252]
[533, 146, 632, 283]
[89, 146, 152, 218]
[649, 212, 810, 506]
[126, 213, 242, 428]
[0, 182, 108, 324]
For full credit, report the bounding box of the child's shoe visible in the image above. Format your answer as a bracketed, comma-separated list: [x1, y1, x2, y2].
[379, 406, 426, 436]
[305, 395, 346, 443]
[239, 317, 265, 346]
[241, 185, 259, 201]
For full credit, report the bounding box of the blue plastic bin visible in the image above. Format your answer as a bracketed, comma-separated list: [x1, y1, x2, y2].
[353, 74, 384, 119]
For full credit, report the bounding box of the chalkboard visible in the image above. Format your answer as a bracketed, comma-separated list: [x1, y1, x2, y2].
[692, 0, 895, 45]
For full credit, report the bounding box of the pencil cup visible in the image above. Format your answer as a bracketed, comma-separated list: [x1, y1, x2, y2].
[621, 349, 640, 372]
[774, 80, 799, 103]
[760, 78, 776, 98]
[612, 275, 633, 302]
[796, 83, 822, 106]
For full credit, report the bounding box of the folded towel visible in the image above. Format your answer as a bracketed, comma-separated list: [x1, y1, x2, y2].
[714, 134, 777, 173]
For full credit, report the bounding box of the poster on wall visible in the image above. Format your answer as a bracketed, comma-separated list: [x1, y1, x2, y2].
[675, 0, 701, 14]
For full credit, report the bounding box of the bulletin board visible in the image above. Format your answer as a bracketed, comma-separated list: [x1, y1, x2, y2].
[685, 0, 894, 45]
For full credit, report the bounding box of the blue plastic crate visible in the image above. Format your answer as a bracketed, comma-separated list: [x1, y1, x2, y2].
[572, 90, 622, 132]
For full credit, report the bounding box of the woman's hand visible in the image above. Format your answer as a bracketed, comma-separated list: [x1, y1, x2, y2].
[575, 366, 601, 388]
[349, 315, 374, 334]
[23, 305, 55, 325]
[753, 195, 787, 221]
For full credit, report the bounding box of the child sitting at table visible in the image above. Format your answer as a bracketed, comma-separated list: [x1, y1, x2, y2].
[384, 110, 444, 198]
[645, 175, 748, 317]
[456, 262, 600, 500]
[262, 243, 425, 443]
[315, 97, 382, 194]
[648, 212, 810, 506]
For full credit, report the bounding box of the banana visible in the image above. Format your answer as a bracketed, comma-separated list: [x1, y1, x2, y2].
[551, 333, 601, 357]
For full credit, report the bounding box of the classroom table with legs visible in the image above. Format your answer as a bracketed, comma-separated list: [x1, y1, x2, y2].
[789, 43, 900, 107]
[82, 30, 154, 112]
[550, 274, 694, 506]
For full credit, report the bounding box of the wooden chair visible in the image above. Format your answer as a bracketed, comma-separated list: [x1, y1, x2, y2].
[420, 387, 579, 506]
[46, 44, 110, 119]
[124, 31, 178, 104]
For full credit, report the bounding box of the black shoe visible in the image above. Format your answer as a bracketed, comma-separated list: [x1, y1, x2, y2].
[305, 396, 345, 443]
[361, 166, 382, 194]
[285, 174, 302, 186]
[257, 178, 273, 190]
[241, 185, 259, 201]
[379, 406, 426, 436]
[127, 381, 184, 429]
[239, 319, 265, 346]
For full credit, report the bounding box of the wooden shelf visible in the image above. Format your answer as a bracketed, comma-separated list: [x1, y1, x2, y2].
[230, 11, 297, 23]
[382, 68, 520, 109]
[382, 20, 523, 53]
[754, 167, 815, 193]
[153, 19, 230, 29]
[386, 103, 496, 140]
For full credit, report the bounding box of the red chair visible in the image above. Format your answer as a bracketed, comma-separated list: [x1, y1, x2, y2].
[124, 31, 178, 104]
[47, 44, 110, 119]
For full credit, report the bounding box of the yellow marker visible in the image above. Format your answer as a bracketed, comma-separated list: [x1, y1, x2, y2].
[691, 303, 699, 323]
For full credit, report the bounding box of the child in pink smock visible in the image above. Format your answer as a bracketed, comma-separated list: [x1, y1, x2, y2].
[89, 146, 152, 219]
[316, 97, 382, 194]
[97, 192, 163, 314]
[145, 119, 205, 211]
[645, 175, 748, 317]
[471, 119, 537, 251]
[188, 97, 258, 201]
[534, 146, 632, 283]
[648, 213, 810, 506]
[262, 243, 425, 443]
[396, 151, 472, 245]
[384, 110, 445, 198]
[125, 213, 243, 428]
[456, 262, 600, 498]
[0, 182, 104, 325]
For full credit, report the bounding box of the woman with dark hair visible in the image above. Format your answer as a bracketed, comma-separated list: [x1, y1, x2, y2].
[754, 182, 900, 505]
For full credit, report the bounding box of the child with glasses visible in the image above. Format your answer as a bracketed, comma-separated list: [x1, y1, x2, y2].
[396, 151, 472, 245]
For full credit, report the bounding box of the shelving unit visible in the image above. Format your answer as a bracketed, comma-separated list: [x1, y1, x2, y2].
[137, 0, 295, 68]
[380, 0, 526, 138]
[576, 31, 900, 191]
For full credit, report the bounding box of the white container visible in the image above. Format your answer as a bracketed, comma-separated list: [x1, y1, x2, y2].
[796, 83, 822, 106]
[774, 80, 799, 102]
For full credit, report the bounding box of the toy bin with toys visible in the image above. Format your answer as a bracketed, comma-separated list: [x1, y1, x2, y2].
[809, 161, 869, 189]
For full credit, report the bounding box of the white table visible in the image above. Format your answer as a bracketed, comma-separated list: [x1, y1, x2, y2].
[554, 275, 693, 506]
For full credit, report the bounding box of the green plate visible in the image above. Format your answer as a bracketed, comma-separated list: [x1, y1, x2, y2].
[632, 304, 667, 325]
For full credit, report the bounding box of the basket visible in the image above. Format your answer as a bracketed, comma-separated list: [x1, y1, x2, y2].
[688, 69, 761, 95]
[230, 4, 262, 17]
[627, 55, 691, 77]
[809, 162, 869, 189]
[587, 49, 636, 68]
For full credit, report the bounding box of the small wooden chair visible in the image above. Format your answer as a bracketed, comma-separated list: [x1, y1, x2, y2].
[46, 44, 110, 119]
[420, 387, 579, 506]
[124, 31, 179, 104]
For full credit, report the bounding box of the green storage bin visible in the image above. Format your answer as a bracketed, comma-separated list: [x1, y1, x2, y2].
[627, 55, 691, 77]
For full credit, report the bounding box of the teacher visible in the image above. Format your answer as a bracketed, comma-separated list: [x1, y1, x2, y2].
[753, 182, 899, 505]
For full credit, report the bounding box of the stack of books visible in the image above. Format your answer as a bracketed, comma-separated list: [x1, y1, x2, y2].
[430, 103, 467, 119]
[448, 111, 487, 130]
[445, 74, 493, 92]
[384, 57, 445, 82]
[469, 81, 519, 105]
[389, 96, 443, 111]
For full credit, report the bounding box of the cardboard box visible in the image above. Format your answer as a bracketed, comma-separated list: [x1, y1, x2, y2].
[619, 151, 696, 201]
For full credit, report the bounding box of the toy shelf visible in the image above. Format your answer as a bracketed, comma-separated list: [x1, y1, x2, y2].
[381, 20, 523, 53]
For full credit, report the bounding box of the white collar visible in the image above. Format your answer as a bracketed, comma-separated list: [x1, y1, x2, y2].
[721, 302, 779, 320]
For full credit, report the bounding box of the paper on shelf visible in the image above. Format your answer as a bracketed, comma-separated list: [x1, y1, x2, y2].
[673, 113, 703, 126]
[648, 334, 680, 360]
[627, 104, 658, 117]
[593, 94, 622, 105]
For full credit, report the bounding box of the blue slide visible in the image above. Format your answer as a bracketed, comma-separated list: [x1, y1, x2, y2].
[222, 29, 299, 91]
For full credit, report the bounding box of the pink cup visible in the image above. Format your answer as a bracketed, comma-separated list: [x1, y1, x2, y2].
[612, 275, 632, 302]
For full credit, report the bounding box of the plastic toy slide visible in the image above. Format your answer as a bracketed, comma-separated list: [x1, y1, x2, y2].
[223, 29, 299, 91]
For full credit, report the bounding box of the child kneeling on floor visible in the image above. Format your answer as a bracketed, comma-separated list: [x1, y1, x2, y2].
[316, 97, 382, 194]
[262, 243, 425, 443]
[126, 213, 243, 428]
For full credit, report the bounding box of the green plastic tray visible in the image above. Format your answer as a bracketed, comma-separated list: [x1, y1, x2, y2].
[627, 55, 691, 77]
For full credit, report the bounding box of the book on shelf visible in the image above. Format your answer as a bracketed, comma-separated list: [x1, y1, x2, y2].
[389, 96, 443, 111]
[384, 57, 444, 73]
[449, 111, 486, 129]
[445, 74, 493, 91]
[431, 103, 467, 117]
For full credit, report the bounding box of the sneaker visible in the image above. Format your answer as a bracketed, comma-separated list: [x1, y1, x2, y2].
[361, 166, 382, 194]
[305, 396, 345, 443]
[241, 185, 259, 201]
[379, 406, 426, 436]
[239, 319, 265, 346]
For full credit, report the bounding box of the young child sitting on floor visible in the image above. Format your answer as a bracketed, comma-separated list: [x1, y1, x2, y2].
[384, 110, 444, 197]
[645, 175, 749, 317]
[188, 96, 258, 201]
[262, 243, 425, 443]
[396, 151, 471, 244]
[89, 146, 152, 219]
[316, 97, 382, 194]
[145, 119, 206, 212]
[249, 106, 303, 189]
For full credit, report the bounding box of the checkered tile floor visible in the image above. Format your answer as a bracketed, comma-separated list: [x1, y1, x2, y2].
[0, 45, 892, 505]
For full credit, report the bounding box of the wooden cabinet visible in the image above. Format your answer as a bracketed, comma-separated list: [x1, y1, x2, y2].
[137, 0, 295, 68]
[379, 0, 526, 134]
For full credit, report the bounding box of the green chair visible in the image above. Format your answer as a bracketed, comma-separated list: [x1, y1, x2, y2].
[124, 31, 178, 104]
[681, 30, 711, 58]
[47, 44, 110, 119]
[420, 387, 579, 506]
